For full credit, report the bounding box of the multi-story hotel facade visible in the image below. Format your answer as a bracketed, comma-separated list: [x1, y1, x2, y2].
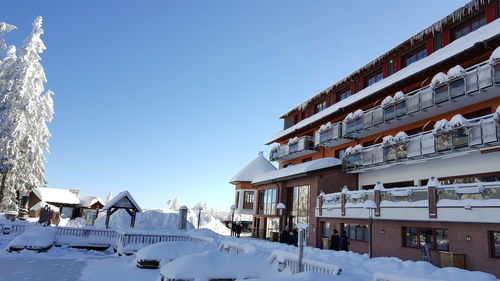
[230, 0, 500, 276]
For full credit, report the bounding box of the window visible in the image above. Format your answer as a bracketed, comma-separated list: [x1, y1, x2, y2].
[337, 89, 351, 102]
[322, 222, 331, 238]
[344, 224, 368, 242]
[402, 227, 449, 250]
[335, 148, 346, 160]
[491, 231, 500, 258]
[301, 157, 312, 163]
[315, 100, 327, 113]
[367, 72, 383, 86]
[259, 189, 276, 215]
[60, 206, 74, 219]
[283, 163, 293, 168]
[243, 191, 254, 210]
[289, 142, 299, 154]
[291, 185, 310, 225]
[455, 16, 486, 39]
[405, 49, 427, 67]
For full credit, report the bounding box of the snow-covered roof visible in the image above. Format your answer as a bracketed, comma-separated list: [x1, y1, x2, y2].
[268, 18, 500, 144]
[252, 157, 342, 185]
[31, 187, 80, 205]
[78, 195, 104, 208]
[230, 155, 277, 183]
[30, 201, 60, 212]
[103, 191, 142, 212]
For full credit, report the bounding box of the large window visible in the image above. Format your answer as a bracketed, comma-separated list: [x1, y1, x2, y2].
[403, 227, 449, 250]
[335, 148, 346, 160]
[243, 191, 255, 210]
[344, 224, 368, 242]
[291, 185, 310, 225]
[455, 16, 486, 39]
[491, 231, 500, 258]
[259, 189, 276, 215]
[405, 49, 427, 67]
[367, 72, 383, 86]
[337, 89, 351, 102]
[315, 100, 327, 113]
[60, 206, 74, 219]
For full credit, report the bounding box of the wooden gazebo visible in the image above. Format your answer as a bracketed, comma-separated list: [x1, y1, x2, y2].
[102, 191, 142, 228]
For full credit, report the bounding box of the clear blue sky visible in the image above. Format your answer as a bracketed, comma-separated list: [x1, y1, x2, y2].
[2, 0, 468, 210]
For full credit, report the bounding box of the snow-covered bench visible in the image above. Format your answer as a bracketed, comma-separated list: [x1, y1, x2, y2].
[269, 250, 342, 276]
[7, 226, 56, 252]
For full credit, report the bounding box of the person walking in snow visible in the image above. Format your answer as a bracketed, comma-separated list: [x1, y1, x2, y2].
[280, 226, 290, 244]
[236, 223, 242, 238]
[289, 227, 298, 246]
[339, 230, 350, 251]
[330, 228, 340, 251]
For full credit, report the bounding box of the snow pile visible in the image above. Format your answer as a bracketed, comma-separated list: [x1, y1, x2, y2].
[319, 122, 333, 133]
[394, 91, 405, 101]
[447, 65, 466, 80]
[433, 119, 450, 133]
[382, 96, 394, 107]
[345, 144, 363, 156]
[382, 135, 395, 146]
[449, 114, 468, 128]
[94, 200, 230, 235]
[395, 131, 409, 142]
[430, 72, 448, 87]
[287, 137, 299, 144]
[8, 225, 55, 250]
[160, 250, 277, 280]
[135, 241, 216, 265]
[345, 109, 364, 121]
[490, 46, 500, 63]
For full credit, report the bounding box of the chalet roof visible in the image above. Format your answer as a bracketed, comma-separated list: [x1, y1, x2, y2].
[31, 187, 80, 205]
[103, 191, 142, 212]
[78, 195, 105, 208]
[251, 157, 342, 185]
[30, 201, 60, 212]
[267, 18, 500, 144]
[279, 0, 493, 120]
[230, 155, 277, 184]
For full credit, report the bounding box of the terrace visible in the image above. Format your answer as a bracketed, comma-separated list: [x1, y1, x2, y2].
[269, 136, 316, 162]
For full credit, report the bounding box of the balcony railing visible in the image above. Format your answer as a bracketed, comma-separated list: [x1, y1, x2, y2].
[343, 112, 500, 172]
[270, 136, 316, 161]
[312, 56, 499, 148]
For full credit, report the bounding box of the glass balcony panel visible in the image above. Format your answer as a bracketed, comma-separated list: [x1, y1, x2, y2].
[346, 154, 362, 168]
[372, 146, 383, 164]
[420, 87, 433, 109]
[407, 136, 422, 157]
[421, 133, 435, 155]
[482, 120, 498, 143]
[468, 123, 482, 146]
[319, 130, 333, 144]
[478, 64, 493, 88]
[372, 107, 384, 125]
[362, 150, 372, 165]
[354, 118, 363, 131]
[395, 101, 406, 118]
[436, 133, 452, 152]
[384, 106, 395, 121]
[406, 94, 419, 114]
[449, 79, 465, 98]
[452, 128, 468, 148]
[363, 111, 373, 128]
[434, 85, 449, 104]
[346, 121, 356, 134]
[289, 143, 298, 154]
[396, 143, 408, 159]
[465, 70, 478, 93]
[483, 187, 500, 200]
[383, 146, 397, 161]
[332, 124, 339, 140]
[494, 63, 500, 84]
[271, 150, 280, 160]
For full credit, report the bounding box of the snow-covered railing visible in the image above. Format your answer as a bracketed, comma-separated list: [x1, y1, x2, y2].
[269, 135, 316, 162]
[317, 180, 500, 221]
[218, 240, 256, 255]
[55, 226, 117, 247]
[115, 232, 194, 255]
[343, 112, 499, 172]
[270, 250, 341, 275]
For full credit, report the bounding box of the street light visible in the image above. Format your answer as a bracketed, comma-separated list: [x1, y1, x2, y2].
[276, 203, 286, 242]
[197, 207, 203, 229]
[230, 205, 236, 236]
[364, 201, 377, 259]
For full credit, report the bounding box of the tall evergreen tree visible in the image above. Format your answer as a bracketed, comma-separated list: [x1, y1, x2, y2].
[0, 17, 54, 211]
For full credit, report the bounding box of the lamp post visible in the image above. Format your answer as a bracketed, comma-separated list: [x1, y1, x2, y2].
[230, 205, 236, 236]
[197, 207, 203, 229]
[276, 203, 286, 242]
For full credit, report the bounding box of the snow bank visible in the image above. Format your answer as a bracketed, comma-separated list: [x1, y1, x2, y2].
[160, 250, 276, 280]
[8, 225, 55, 250]
[431, 72, 448, 87]
[447, 65, 466, 80]
[135, 241, 216, 265]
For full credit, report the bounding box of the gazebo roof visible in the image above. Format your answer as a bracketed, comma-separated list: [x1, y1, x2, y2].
[103, 191, 142, 212]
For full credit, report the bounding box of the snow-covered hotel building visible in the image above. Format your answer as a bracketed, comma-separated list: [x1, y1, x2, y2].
[230, 0, 500, 276]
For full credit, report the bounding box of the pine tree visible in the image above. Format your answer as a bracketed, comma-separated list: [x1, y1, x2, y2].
[0, 17, 54, 212]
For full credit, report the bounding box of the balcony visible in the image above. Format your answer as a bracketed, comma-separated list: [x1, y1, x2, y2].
[340, 58, 499, 140]
[313, 122, 346, 147]
[269, 136, 316, 162]
[316, 180, 500, 223]
[343, 112, 500, 172]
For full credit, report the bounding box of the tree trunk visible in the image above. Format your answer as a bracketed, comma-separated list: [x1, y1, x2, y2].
[0, 172, 8, 211]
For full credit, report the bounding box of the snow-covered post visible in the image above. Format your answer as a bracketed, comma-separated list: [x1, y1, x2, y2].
[196, 206, 203, 229]
[178, 206, 188, 230]
[230, 205, 236, 236]
[297, 223, 309, 273]
[364, 200, 377, 259]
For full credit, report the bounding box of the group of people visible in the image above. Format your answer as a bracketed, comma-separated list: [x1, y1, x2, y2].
[279, 226, 299, 246]
[231, 223, 243, 238]
[329, 229, 350, 251]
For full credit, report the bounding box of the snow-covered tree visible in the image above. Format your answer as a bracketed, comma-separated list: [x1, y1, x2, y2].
[0, 17, 54, 211]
